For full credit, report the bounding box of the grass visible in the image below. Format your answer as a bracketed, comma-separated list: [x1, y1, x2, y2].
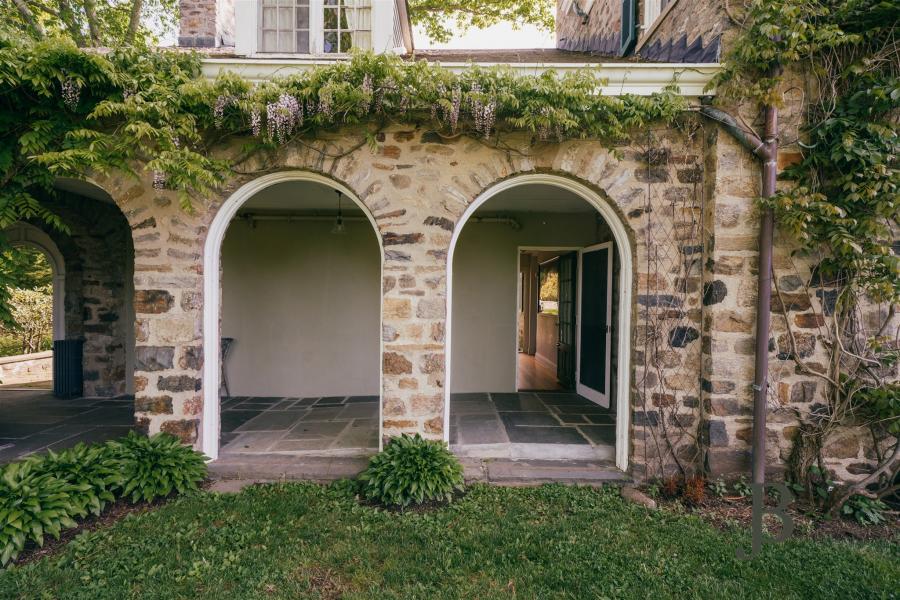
[1, 483, 897, 599]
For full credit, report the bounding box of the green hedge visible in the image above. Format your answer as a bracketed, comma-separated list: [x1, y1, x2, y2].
[0, 432, 206, 566]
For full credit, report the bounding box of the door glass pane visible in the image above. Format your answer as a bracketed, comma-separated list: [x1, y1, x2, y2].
[579, 248, 609, 391]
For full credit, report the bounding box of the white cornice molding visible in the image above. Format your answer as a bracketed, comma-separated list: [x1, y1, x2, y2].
[200, 57, 720, 96]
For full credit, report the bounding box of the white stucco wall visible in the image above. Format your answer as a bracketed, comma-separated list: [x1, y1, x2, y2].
[221, 218, 381, 397]
[451, 211, 610, 393]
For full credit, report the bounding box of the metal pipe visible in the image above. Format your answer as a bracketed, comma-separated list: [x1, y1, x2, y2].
[751, 102, 778, 485]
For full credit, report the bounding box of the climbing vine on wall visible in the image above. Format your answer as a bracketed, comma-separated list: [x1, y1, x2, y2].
[714, 0, 899, 511]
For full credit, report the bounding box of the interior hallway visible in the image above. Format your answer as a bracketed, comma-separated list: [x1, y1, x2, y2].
[517, 353, 565, 391]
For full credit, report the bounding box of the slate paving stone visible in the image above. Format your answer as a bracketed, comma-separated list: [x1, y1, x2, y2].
[504, 425, 590, 444]
[291, 397, 319, 408]
[221, 410, 263, 433]
[223, 431, 283, 452]
[245, 397, 284, 404]
[579, 425, 616, 445]
[451, 400, 498, 416]
[315, 396, 347, 406]
[337, 404, 378, 420]
[0, 423, 58, 438]
[270, 438, 333, 451]
[235, 411, 301, 432]
[450, 392, 489, 402]
[499, 412, 560, 427]
[284, 420, 349, 440]
[345, 395, 379, 403]
[585, 413, 615, 425]
[298, 406, 345, 421]
[456, 415, 508, 445]
[492, 394, 547, 412]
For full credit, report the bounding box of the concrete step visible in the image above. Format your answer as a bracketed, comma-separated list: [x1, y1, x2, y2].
[208, 454, 629, 486]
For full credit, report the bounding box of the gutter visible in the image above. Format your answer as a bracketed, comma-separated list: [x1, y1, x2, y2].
[200, 58, 720, 97]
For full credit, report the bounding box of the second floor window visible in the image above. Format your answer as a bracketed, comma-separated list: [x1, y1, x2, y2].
[260, 0, 371, 54]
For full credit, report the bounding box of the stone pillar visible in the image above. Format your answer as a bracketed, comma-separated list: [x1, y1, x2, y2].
[179, 0, 234, 47]
[124, 175, 207, 445]
[375, 139, 451, 442]
[699, 125, 761, 475]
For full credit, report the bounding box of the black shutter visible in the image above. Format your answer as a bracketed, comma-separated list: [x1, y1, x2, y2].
[620, 0, 637, 55]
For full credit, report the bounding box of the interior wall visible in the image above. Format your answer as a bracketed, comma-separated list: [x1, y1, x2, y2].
[535, 313, 559, 368]
[221, 218, 380, 397]
[452, 211, 609, 393]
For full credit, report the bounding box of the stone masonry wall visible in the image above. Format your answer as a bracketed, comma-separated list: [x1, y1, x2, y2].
[89, 122, 893, 483]
[179, 0, 234, 47]
[37, 193, 134, 397]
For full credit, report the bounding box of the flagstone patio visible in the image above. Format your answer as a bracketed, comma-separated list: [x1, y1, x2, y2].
[219, 391, 616, 461]
[0, 390, 134, 463]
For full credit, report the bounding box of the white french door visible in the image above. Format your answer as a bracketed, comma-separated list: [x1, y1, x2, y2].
[576, 242, 613, 407]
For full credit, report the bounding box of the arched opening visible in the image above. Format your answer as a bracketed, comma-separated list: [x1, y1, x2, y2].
[0, 179, 136, 462]
[203, 172, 383, 460]
[0, 223, 64, 390]
[446, 175, 633, 471]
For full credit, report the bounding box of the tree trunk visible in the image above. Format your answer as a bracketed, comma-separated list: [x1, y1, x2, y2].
[125, 0, 144, 44]
[57, 0, 87, 47]
[82, 0, 102, 45]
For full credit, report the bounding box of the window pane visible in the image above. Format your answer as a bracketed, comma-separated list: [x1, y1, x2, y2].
[324, 7, 338, 29]
[340, 31, 352, 51]
[352, 30, 371, 49]
[324, 0, 338, 5]
[262, 30, 277, 52]
[296, 6, 309, 28]
[296, 30, 309, 52]
[324, 31, 338, 53]
[278, 31, 293, 52]
[339, 7, 350, 28]
[262, 7, 277, 28]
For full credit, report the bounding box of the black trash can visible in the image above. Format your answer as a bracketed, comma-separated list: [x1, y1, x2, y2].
[53, 338, 83, 398]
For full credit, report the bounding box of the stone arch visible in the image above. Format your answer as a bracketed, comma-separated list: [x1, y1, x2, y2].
[3, 222, 67, 342]
[201, 170, 385, 460]
[445, 172, 636, 471]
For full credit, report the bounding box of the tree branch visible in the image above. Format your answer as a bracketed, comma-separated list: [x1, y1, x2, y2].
[12, 0, 45, 38]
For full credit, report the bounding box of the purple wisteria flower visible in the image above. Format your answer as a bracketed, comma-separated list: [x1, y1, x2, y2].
[266, 94, 302, 143]
[61, 78, 81, 111]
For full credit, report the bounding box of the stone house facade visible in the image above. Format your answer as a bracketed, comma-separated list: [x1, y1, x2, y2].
[10, 0, 894, 484]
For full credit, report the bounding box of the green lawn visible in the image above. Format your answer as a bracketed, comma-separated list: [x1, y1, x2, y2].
[1, 483, 896, 599]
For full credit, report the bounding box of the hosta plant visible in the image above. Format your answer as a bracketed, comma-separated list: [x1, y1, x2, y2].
[105, 432, 207, 503]
[0, 461, 78, 566]
[358, 434, 464, 508]
[28, 443, 122, 517]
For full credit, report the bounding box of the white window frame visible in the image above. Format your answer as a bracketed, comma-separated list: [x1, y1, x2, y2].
[236, 0, 391, 57]
[643, 0, 663, 30]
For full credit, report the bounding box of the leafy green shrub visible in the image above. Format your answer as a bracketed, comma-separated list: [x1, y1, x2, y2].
[0, 461, 78, 566]
[28, 443, 121, 518]
[358, 434, 464, 508]
[841, 495, 888, 526]
[105, 432, 207, 503]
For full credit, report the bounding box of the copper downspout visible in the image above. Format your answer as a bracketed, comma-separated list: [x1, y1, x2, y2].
[699, 102, 778, 485]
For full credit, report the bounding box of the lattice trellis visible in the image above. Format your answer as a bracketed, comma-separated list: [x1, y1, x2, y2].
[634, 139, 705, 478]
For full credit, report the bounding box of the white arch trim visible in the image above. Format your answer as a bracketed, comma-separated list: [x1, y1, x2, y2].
[4, 222, 66, 342]
[201, 171, 385, 460]
[445, 174, 633, 471]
